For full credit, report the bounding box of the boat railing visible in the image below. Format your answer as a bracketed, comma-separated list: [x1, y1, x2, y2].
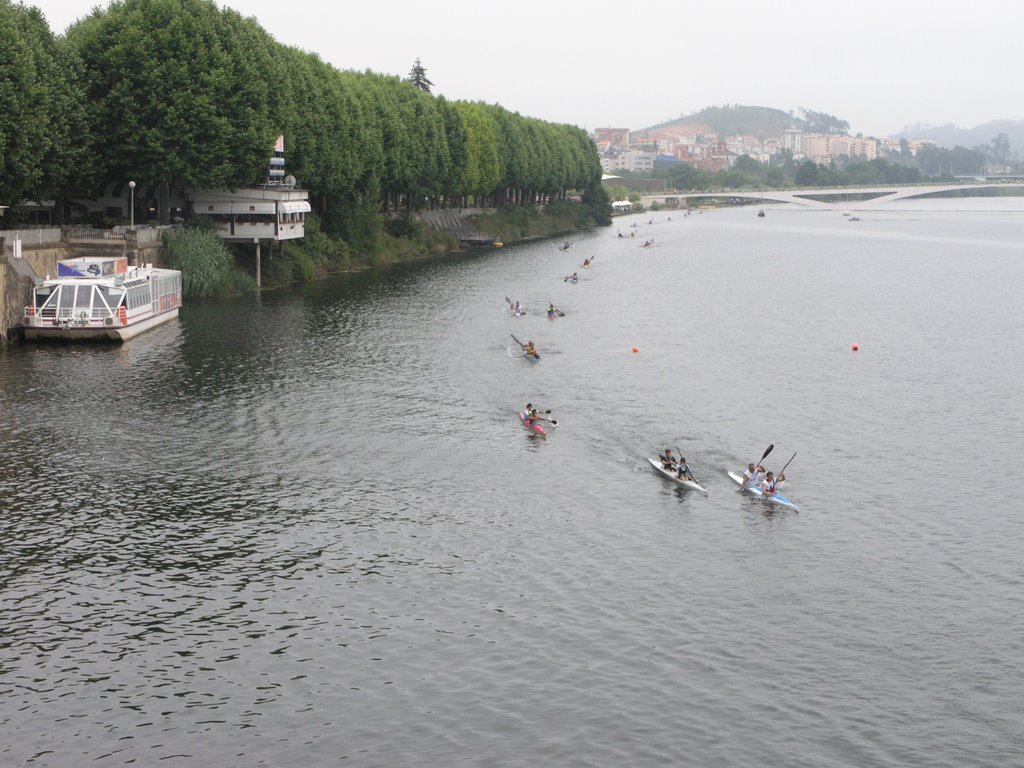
[25, 305, 119, 325]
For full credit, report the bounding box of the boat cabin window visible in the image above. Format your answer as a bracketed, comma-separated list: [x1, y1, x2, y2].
[58, 285, 78, 310]
[94, 285, 124, 309]
[124, 282, 150, 310]
[33, 286, 54, 309]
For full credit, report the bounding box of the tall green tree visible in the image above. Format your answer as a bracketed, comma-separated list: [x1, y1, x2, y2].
[0, 0, 76, 206]
[407, 57, 432, 93]
[454, 101, 500, 205]
[436, 96, 468, 207]
[67, 0, 277, 223]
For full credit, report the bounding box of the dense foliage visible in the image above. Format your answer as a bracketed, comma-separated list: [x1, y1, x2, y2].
[642, 105, 810, 142]
[162, 226, 254, 298]
[0, 0, 88, 204]
[0, 0, 608, 236]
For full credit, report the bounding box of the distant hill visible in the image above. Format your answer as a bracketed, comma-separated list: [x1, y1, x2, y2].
[633, 105, 1024, 161]
[895, 119, 1024, 159]
[634, 105, 809, 142]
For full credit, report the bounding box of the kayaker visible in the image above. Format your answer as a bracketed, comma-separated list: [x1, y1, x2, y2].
[582, 258, 591, 268]
[524, 340, 538, 358]
[741, 462, 765, 489]
[761, 471, 785, 494]
[525, 405, 551, 425]
[676, 457, 695, 482]
[659, 449, 676, 470]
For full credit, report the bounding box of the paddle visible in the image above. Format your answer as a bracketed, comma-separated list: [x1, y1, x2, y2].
[523, 403, 557, 426]
[675, 445, 698, 484]
[754, 443, 774, 467]
[759, 452, 795, 497]
[778, 452, 797, 477]
[510, 333, 540, 359]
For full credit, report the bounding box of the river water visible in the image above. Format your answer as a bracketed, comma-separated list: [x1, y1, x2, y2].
[2, 200, 1023, 767]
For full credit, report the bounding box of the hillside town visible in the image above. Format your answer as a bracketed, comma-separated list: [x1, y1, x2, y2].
[593, 126, 925, 174]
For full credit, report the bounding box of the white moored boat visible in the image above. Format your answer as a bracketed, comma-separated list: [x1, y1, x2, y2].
[23, 257, 182, 341]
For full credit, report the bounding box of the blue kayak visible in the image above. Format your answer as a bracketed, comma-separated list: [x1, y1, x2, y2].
[523, 351, 540, 362]
[727, 471, 800, 510]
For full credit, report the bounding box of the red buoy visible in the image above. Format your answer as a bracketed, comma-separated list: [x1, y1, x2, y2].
[632, 347, 639, 353]
[851, 343, 859, 351]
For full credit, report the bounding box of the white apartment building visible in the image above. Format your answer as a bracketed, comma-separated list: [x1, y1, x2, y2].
[601, 151, 657, 173]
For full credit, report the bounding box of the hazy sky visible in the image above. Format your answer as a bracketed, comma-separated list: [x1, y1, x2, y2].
[31, 0, 1024, 137]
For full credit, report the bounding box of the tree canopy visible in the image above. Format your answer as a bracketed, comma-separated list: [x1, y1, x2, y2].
[2, 0, 608, 230]
[0, 0, 86, 204]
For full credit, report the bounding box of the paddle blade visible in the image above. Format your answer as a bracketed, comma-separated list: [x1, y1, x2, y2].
[760, 444, 774, 462]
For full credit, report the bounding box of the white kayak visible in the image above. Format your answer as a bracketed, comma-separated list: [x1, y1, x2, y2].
[727, 471, 800, 510]
[648, 458, 707, 493]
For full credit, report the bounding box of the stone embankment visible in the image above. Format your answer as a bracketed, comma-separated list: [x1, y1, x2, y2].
[417, 208, 500, 246]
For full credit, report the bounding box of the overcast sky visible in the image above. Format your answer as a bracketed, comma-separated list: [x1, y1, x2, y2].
[31, 0, 1024, 138]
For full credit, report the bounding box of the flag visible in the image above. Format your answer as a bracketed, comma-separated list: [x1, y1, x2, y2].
[274, 135, 285, 152]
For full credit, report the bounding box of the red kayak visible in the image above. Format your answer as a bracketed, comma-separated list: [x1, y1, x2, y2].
[518, 410, 546, 436]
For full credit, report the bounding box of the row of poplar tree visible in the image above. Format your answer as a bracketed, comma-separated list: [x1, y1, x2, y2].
[0, 0, 608, 239]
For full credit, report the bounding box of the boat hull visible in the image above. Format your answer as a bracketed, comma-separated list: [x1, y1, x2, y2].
[727, 471, 799, 510]
[24, 308, 179, 342]
[518, 411, 546, 436]
[647, 458, 707, 493]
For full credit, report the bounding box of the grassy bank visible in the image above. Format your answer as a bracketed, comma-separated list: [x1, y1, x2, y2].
[470, 200, 610, 243]
[166, 202, 607, 298]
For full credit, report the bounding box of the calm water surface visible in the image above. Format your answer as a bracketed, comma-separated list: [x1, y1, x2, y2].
[2, 200, 1023, 767]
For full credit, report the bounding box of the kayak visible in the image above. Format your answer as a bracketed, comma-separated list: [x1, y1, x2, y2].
[647, 458, 707, 493]
[547, 310, 557, 319]
[523, 351, 540, 362]
[518, 410, 546, 436]
[727, 471, 800, 510]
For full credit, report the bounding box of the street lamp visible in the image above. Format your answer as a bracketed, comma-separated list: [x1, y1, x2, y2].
[128, 180, 136, 229]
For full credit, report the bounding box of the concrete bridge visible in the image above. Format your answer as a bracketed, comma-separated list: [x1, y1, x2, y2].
[643, 182, 1024, 209]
